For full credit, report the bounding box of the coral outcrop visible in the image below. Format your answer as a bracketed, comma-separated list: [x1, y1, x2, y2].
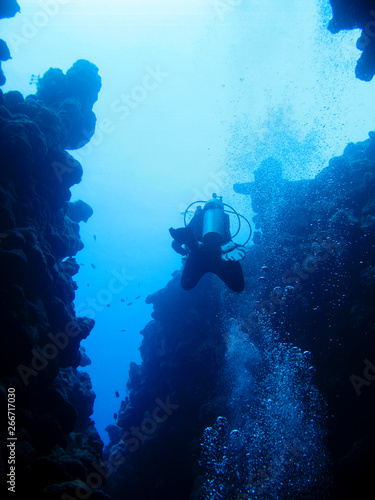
[0, 0, 20, 85]
[0, 58, 106, 498]
[105, 275, 226, 500]
[329, 0, 375, 81]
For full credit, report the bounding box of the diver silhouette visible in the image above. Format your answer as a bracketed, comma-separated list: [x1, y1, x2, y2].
[170, 194, 249, 292]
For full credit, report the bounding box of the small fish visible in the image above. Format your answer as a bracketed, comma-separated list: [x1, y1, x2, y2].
[87, 284, 90, 287]
[120, 329, 126, 332]
[106, 304, 110, 307]
[127, 302, 133, 306]
[138, 283, 140, 287]
[80, 263, 85, 266]
[115, 391, 119, 398]
[125, 296, 128, 300]
[120, 299, 125, 302]
[135, 295, 141, 300]
[261, 265, 269, 272]
[114, 413, 117, 420]
[93, 234, 96, 241]
[258, 276, 267, 281]
[91, 264, 96, 269]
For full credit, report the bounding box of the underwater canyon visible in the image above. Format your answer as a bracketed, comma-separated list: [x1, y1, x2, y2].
[0, 0, 375, 499]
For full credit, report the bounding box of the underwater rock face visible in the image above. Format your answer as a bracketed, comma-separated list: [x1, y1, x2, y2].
[0, 0, 20, 19]
[36, 59, 102, 149]
[234, 133, 375, 499]
[105, 275, 227, 500]
[0, 60, 105, 498]
[328, 0, 375, 81]
[0, 1, 20, 85]
[107, 133, 375, 499]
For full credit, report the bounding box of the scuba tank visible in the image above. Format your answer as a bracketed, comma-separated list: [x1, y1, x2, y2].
[202, 193, 225, 247]
[183, 193, 252, 251]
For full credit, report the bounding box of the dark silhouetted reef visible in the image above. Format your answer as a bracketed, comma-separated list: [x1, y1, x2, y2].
[0, 0, 20, 85]
[0, 53, 107, 498]
[105, 133, 375, 499]
[105, 275, 226, 500]
[328, 0, 375, 81]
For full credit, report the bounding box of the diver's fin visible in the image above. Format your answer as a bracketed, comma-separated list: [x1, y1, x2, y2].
[215, 258, 245, 292]
[170, 227, 196, 246]
[181, 247, 245, 292]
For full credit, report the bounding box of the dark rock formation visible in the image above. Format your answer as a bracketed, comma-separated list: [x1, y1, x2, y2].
[0, 0, 20, 18]
[68, 200, 94, 224]
[234, 132, 375, 499]
[0, 0, 20, 85]
[106, 132, 375, 499]
[105, 275, 227, 500]
[0, 39, 11, 86]
[0, 59, 106, 498]
[329, 0, 375, 81]
[36, 59, 102, 149]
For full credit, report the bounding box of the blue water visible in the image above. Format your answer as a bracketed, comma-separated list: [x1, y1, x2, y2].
[1, 0, 374, 462]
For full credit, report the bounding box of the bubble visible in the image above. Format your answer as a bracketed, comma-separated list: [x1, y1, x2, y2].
[197, 321, 331, 498]
[216, 416, 227, 426]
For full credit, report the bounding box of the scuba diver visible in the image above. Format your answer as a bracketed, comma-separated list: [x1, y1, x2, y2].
[169, 194, 251, 292]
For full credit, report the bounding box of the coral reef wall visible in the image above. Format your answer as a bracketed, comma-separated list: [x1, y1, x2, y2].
[328, 0, 375, 81]
[106, 133, 375, 499]
[0, 12, 107, 494]
[233, 133, 375, 499]
[105, 275, 227, 500]
[0, 0, 20, 85]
